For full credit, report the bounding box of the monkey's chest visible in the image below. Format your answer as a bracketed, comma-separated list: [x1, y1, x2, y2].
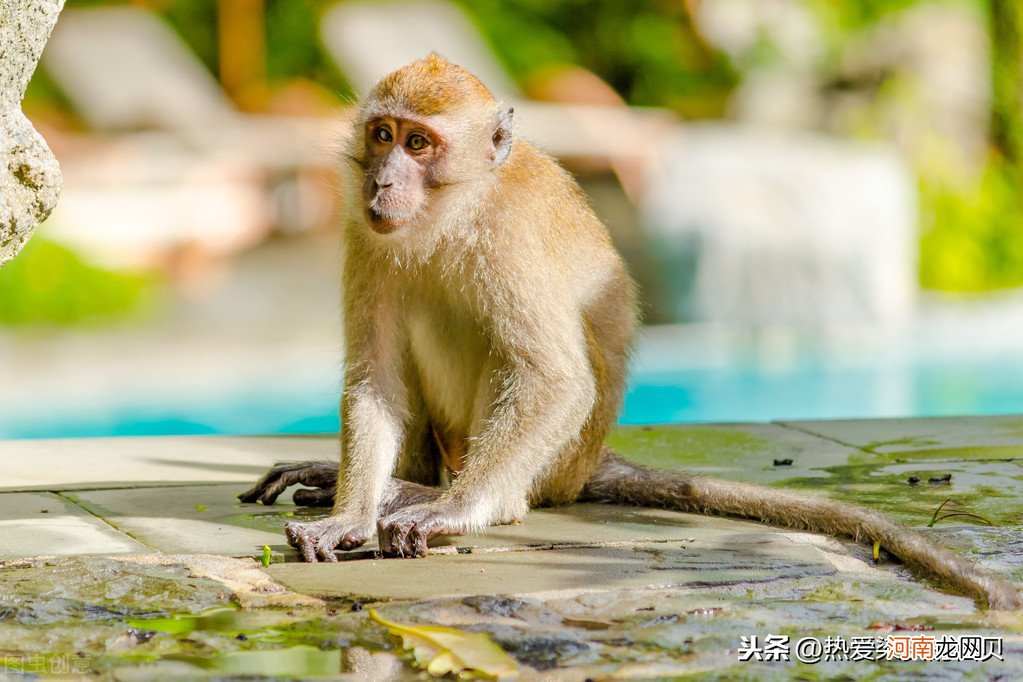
[407, 302, 493, 436]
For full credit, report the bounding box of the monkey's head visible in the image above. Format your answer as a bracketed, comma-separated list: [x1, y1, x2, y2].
[351, 54, 514, 235]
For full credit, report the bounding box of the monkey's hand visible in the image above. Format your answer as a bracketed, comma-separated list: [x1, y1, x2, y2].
[285, 516, 374, 562]
[237, 461, 338, 506]
[377, 503, 467, 558]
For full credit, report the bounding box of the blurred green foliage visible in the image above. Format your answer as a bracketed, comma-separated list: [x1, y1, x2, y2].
[458, 0, 737, 118]
[0, 238, 155, 326]
[921, 160, 1023, 291]
[17, 0, 1023, 300]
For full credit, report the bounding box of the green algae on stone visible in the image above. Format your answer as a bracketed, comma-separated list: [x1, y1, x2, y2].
[771, 461, 1023, 526]
[127, 607, 289, 637]
[607, 426, 785, 470]
[860, 436, 943, 453]
[224, 506, 326, 534]
[862, 444, 1023, 462]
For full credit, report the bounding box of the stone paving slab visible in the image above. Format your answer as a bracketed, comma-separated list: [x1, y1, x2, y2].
[0, 491, 147, 559]
[784, 415, 1023, 458]
[0, 422, 864, 494]
[68, 485, 286, 557]
[264, 532, 859, 601]
[0, 434, 336, 491]
[69, 484, 859, 564]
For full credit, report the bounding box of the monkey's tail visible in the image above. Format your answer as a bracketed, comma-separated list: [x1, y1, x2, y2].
[580, 449, 1022, 611]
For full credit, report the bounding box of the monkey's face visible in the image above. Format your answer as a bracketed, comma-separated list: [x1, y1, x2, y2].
[360, 116, 441, 234]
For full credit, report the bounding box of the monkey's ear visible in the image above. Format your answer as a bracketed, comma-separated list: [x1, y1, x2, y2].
[492, 106, 514, 166]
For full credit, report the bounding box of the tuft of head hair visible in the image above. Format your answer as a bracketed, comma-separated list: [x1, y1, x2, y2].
[370, 54, 495, 116]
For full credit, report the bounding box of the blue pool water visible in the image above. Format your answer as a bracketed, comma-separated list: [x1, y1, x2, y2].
[7, 333, 1023, 439]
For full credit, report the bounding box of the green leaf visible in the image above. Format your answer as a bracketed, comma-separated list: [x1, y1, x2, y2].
[261, 545, 272, 567]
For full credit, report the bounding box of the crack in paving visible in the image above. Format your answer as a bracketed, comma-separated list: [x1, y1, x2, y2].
[774, 420, 868, 452]
[55, 491, 158, 553]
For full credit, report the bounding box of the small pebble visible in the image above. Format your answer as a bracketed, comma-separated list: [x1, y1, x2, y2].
[351, 602, 363, 612]
[907, 476, 920, 486]
[928, 474, 952, 484]
[235, 633, 248, 641]
[773, 459, 793, 466]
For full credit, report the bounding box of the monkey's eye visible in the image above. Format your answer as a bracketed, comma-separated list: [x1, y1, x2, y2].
[375, 127, 393, 143]
[406, 134, 429, 151]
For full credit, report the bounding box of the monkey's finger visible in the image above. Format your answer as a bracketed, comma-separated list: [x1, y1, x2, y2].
[286, 527, 318, 563]
[237, 477, 281, 503]
[300, 539, 319, 563]
[318, 544, 339, 562]
[238, 462, 302, 503]
[258, 481, 292, 506]
[378, 523, 405, 558]
[339, 532, 367, 551]
[394, 527, 419, 556]
[378, 528, 397, 557]
[292, 488, 334, 507]
[412, 525, 429, 557]
[284, 522, 312, 554]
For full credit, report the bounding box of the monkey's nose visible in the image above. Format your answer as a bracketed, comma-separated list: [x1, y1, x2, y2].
[373, 179, 393, 192]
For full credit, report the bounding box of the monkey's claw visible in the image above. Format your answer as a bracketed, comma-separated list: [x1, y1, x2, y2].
[377, 505, 463, 558]
[285, 518, 372, 562]
[238, 461, 338, 506]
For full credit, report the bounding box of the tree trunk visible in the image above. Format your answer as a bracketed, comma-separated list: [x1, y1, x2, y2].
[988, 0, 1023, 173]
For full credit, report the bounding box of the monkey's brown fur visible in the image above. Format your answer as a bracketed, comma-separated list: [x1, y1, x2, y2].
[241, 55, 1020, 610]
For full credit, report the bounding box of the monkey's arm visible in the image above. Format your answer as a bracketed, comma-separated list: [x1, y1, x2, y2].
[283, 254, 412, 562]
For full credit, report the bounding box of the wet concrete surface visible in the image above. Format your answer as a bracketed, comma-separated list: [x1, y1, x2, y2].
[1, 417, 1022, 678]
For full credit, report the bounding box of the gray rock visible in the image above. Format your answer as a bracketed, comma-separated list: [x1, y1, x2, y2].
[0, 0, 64, 267]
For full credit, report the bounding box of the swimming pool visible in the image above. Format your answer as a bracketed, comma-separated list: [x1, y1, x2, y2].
[5, 323, 1023, 439]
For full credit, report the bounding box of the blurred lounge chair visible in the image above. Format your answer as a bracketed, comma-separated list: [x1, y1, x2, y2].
[39, 6, 342, 269]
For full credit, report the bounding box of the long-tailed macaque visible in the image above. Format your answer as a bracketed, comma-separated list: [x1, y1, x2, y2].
[241, 55, 1020, 610]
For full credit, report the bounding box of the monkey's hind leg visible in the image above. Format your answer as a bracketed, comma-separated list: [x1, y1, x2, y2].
[581, 449, 1022, 611]
[238, 461, 339, 506]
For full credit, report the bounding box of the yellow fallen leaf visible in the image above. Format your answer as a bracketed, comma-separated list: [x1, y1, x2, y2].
[369, 609, 518, 679]
[427, 650, 460, 677]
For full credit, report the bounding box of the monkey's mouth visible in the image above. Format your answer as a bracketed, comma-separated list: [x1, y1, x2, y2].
[365, 205, 403, 234]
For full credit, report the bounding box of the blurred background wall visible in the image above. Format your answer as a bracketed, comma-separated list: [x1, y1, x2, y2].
[4, 0, 1023, 438]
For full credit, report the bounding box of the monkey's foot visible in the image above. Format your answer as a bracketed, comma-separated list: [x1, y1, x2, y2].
[285, 517, 373, 562]
[238, 461, 338, 506]
[377, 504, 466, 558]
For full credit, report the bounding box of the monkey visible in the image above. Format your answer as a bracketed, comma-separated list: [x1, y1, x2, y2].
[239, 55, 1021, 611]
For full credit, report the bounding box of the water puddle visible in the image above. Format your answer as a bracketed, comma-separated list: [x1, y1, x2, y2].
[168, 646, 342, 678]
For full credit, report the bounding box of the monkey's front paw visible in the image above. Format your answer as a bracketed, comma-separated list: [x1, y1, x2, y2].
[238, 461, 338, 506]
[285, 517, 373, 563]
[377, 504, 465, 558]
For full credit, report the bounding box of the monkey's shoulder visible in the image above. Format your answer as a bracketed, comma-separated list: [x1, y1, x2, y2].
[488, 141, 613, 251]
